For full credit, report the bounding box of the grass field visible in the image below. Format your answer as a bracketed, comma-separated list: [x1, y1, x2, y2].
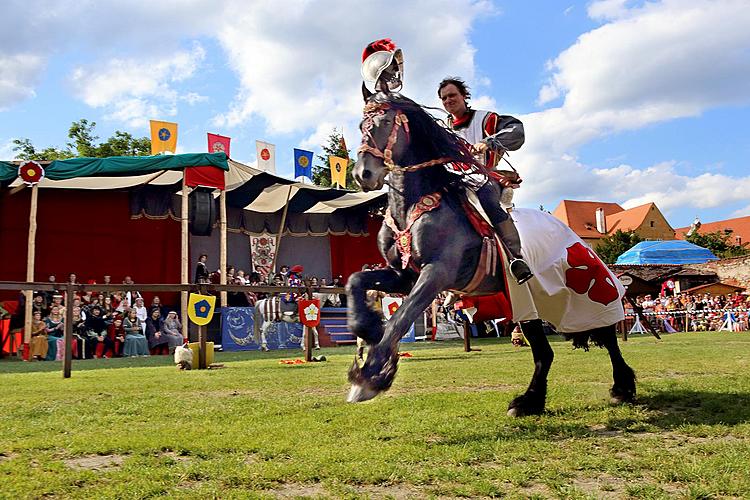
[1, 331, 749, 499]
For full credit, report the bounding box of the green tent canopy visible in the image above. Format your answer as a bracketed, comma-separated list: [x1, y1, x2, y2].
[0, 153, 228, 183]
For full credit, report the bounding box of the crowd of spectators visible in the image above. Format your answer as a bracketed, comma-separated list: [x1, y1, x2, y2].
[26, 274, 183, 361]
[625, 291, 749, 332]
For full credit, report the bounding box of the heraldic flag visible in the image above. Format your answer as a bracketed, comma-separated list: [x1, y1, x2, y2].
[329, 155, 348, 188]
[207, 133, 231, 157]
[294, 148, 313, 180]
[256, 140, 276, 173]
[150, 120, 178, 155]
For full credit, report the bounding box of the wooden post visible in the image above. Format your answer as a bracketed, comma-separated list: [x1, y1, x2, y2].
[463, 321, 472, 352]
[23, 183, 40, 355]
[63, 282, 74, 378]
[198, 324, 207, 369]
[270, 186, 293, 273]
[181, 178, 190, 339]
[219, 189, 228, 307]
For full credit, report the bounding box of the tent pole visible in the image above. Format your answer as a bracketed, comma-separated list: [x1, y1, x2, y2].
[270, 186, 293, 274]
[181, 177, 189, 339]
[220, 189, 227, 306]
[23, 183, 39, 357]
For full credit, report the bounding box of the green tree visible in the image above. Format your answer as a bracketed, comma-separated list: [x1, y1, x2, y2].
[12, 119, 151, 160]
[311, 129, 360, 191]
[685, 230, 749, 259]
[595, 230, 644, 264]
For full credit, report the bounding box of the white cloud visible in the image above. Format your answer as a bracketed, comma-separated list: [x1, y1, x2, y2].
[0, 54, 45, 110]
[513, 0, 750, 218]
[69, 44, 206, 127]
[212, 0, 494, 134]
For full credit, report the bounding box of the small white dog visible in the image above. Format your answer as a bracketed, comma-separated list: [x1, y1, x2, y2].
[174, 345, 193, 370]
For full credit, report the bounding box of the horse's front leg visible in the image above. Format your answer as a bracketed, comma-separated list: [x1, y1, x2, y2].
[346, 268, 413, 345]
[348, 263, 453, 402]
[508, 319, 554, 416]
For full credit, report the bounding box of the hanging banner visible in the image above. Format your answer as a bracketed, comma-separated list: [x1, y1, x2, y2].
[150, 120, 178, 154]
[256, 140, 276, 173]
[187, 293, 216, 326]
[207, 133, 231, 157]
[329, 155, 348, 187]
[250, 233, 276, 279]
[381, 296, 415, 342]
[294, 148, 313, 180]
[298, 299, 321, 327]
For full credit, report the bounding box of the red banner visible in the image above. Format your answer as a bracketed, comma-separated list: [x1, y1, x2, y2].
[298, 299, 321, 327]
[207, 133, 231, 157]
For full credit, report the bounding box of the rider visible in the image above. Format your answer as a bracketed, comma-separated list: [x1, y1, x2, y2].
[438, 77, 532, 284]
[361, 38, 532, 284]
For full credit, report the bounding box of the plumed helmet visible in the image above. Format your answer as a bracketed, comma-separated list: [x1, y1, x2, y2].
[361, 38, 404, 91]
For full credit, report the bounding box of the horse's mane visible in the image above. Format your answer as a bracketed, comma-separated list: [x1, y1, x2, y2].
[370, 92, 488, 175]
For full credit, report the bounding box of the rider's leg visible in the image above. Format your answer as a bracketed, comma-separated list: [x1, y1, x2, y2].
[475, 181, 533, 284]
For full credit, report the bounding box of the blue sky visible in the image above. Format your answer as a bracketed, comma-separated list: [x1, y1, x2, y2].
[1, 0, 749, 228]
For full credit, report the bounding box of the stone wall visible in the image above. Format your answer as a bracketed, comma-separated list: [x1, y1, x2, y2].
[686, 255, 750, 289]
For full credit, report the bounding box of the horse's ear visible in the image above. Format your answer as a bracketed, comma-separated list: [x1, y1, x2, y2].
[361, 82, 373, 102]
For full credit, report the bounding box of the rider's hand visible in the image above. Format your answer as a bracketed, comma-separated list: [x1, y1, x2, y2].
[472, 142, 488, 154]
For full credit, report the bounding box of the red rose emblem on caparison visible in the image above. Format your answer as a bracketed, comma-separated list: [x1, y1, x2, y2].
[564, 242, 619, 305]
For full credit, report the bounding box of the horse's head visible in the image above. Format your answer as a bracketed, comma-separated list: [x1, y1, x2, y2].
[353, 86, 411, 191]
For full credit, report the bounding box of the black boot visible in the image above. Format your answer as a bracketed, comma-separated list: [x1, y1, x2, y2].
[476, 182, 534, 285]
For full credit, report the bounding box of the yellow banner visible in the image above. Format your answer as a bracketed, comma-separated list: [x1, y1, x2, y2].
[150, 120, 178, 155]
[329, 155, 348, 188]
[187, 293, 216, 326]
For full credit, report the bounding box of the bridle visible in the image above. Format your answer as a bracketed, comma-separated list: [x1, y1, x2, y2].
[358, 101, 451, 173]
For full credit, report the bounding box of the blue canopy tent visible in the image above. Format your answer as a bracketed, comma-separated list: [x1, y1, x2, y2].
[615, 240, 719, 265]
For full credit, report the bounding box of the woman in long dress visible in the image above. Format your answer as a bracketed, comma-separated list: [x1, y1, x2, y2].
[145, 308, 169, 355]
[30, 311, 48, 360]
[122, 308, 149, 357]
[44, 305, 64, 361]
[161, 311, 184, 352]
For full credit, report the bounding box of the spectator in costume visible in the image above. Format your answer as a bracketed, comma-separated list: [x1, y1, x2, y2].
[133, 297, 148, 334]
[145, 308, 168, 355]
[44, 305, 65, 361]
[160, 311, 184, 351]
[30, 311, 48, 360]
[83, 305, 111, 359]
[122, 308, 149, 357]
[195, 254, 210, 284]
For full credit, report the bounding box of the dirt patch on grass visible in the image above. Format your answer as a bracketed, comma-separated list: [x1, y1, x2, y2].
[159, 451, 192, 462]
[569, 473, 629, 498]
[0, 452, 17, 463]
[64, 454, 126, 471]
[271, 482, 434, 499]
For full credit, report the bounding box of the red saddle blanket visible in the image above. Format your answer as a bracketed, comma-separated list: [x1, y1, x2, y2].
[454, 197, 513, 322]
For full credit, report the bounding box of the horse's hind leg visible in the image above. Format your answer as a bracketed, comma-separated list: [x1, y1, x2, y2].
[590, 326, 636, 404]
[508, 319, 554, 417]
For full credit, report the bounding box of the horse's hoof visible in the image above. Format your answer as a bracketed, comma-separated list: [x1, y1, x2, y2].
[347, 383, 380, 403]
[610, 395, 634, 405]
[507, 407, 519, 418]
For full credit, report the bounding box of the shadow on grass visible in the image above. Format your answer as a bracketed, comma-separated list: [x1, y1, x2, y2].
[635, 389, 750, 427]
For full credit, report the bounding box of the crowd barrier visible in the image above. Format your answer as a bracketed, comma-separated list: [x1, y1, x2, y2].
[620, 308, 748, 334]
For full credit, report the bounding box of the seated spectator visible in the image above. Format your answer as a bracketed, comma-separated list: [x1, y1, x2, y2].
[70, 306, 85, 359]
[32, 293, 49, 317]
[150, 296, 166, 317]
[44, 305, 65, 361]
[82, 305, 111, 359]
[161, 311, 184, 352]
[134, 297, 148, 334]
[107, 318, 126, 357]
[145, 308, 169, 355]
[122, 308, 149, 357]
[30, 311, 48, 360]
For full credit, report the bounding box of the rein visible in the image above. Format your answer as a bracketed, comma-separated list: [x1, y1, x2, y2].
[358, 102, 451, 173]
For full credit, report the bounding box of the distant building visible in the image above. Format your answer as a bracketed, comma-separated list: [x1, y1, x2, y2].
[674, 215, 750, 247]
[552, 200, 675, 248]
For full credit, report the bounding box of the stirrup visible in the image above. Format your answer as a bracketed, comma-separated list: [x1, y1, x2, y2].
[509, 258, 533, 285]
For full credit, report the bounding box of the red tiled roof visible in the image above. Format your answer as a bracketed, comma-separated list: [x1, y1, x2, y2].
[552, 200, 623, 239]
[674, 215, 750, 246]
[606, 203, 655, 233]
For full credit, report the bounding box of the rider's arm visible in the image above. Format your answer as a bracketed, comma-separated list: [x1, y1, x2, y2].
[482, 114, 525, 152]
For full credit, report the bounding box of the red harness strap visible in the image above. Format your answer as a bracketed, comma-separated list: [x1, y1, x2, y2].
[384, 193, 442, 270]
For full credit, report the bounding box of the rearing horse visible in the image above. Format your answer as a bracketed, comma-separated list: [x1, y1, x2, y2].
[346, 89, 636, 415]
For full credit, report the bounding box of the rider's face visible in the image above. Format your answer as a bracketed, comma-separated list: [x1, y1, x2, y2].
[439, 84, 467, 117]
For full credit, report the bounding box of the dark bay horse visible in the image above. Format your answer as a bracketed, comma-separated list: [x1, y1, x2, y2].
[346, 89, 636, 415]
